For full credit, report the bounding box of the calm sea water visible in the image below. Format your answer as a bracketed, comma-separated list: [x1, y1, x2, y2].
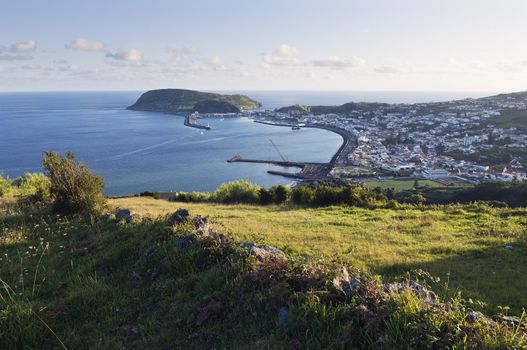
[0, 90, 492, 195]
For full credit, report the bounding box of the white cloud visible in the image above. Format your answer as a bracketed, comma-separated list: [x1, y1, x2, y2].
[496, 59, 527, 73]
[66, 38, 105, 52]
[11, 40, 37, 53]
[106, 49, 144, 65]
[312, 56, 365, 70]
[262, 44, 303, 67]
[201, 56, 226, 71]
[53, 58, 69, 65]
[167, 46, 198, 55]
[21, 64, 42, 70]
[0, 54, 33, 61]
[374, 66, 400, 74]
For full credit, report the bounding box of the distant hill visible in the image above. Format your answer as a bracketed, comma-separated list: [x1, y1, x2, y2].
[128, 89, 261, 113]
[277, 102, 389, 115]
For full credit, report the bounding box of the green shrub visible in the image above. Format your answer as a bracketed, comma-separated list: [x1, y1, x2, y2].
[258, 188, 274, 205]
[271, 185, 290, 204]
[14, 173, 51, 201]
[0, 174, 12, 197]
[211, 180, 261, 204]
[42, 151, 106, 216]
[291, 186, 315, 205]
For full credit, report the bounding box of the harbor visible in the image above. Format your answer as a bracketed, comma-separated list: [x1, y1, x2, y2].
[227, 120, 356, 180]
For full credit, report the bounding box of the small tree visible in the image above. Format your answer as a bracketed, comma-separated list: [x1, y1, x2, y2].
[258, 188, 274, 205]
[291, 186, 315, 205]
[272, 185, 290, 204]
[42, 151, 106, 216]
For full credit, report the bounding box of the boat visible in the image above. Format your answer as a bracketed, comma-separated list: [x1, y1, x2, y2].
[292, 126, 301, 130]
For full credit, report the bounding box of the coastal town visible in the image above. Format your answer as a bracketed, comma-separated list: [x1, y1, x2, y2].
[246, 92, 527, 184]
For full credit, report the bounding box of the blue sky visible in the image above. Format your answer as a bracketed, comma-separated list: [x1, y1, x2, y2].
[1, 0, 526, 92]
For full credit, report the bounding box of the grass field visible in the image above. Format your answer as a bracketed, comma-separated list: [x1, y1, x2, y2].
[362, 179, 444, 191]
[110, 197, 527, 314]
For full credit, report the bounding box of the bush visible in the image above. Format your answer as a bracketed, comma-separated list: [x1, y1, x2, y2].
[211, 180, 261, 204]
[291, 186, 315, 205]
[258, 188, 274, 205]
[272, 185, 290, 204]
[42, 151, 106, 216]
[0, 174, 13, 197]
[139, 191, 158, 198]
[14, 173, 51, 201]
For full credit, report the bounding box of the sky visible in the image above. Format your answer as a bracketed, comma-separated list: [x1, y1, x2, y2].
[1, 0, 527, 92]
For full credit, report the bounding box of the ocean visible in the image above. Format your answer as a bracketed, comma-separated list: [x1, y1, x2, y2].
[0, 90, 492, 195]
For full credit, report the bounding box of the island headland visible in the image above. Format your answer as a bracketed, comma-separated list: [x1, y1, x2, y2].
[127, 88, 261, 114]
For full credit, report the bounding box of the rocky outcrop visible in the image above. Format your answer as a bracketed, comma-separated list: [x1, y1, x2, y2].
[385, 280, 437, 305]
[240, 242, 287, 263]
[332, 266, 361, 297]
[115, 208, 133, 223]
[167, 208, 191, 226]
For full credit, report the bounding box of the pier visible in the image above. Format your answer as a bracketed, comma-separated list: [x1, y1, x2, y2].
[229, 120, 356, 180]
[227, 156, 333, 180]
[184, 114, 211, 130]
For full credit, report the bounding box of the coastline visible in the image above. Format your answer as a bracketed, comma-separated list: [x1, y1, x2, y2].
[252, 120, 355, 166]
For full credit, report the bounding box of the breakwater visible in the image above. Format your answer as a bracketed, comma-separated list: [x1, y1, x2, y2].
[184, 114, 211, 130]
[227, 120, 356, 180]
[252, 120, 355, 166]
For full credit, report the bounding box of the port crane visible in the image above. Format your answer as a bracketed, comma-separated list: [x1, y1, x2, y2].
[269, 139, 287, 162]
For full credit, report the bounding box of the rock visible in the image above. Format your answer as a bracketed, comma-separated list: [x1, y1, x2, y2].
[192, 216, 210, 235]
[467, 311, 485, 324]
[332, 266, 360, 297]
[115, 208, 133, 223]
[385, 280, 437, 305]
[467, 310, 495, 326]
[166, 208, 191, 226]
[277, 306, 289, 328]
[241, 242, 287, 263]
[497, 315, 522, 328]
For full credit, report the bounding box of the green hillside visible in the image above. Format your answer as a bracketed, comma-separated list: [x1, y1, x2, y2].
[127, 89, 261, 113]
[1, 195, 526, 349]
[1, 158, 526, 348]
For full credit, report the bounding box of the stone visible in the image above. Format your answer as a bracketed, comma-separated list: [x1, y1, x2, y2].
[241, 242, 287, 263]
[385, 280, 437, 305]
[467, 311, 485, 324]
[498, 315, 522, 328]
[115, 208, 133, 223]
[332, 266, 360, 297]
[192, 216, 210, 235]
[166, 208, 191, 226]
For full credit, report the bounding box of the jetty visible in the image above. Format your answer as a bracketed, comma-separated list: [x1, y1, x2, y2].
[227, 156, 333, 180]
[184, 114, 211, 130]
[228, 120, 357, 180]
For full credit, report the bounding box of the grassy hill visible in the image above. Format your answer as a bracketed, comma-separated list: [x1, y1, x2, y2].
[111, 197, 527, 315]
[127, 89, 261, 113]
[1, 193, 526, 348]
